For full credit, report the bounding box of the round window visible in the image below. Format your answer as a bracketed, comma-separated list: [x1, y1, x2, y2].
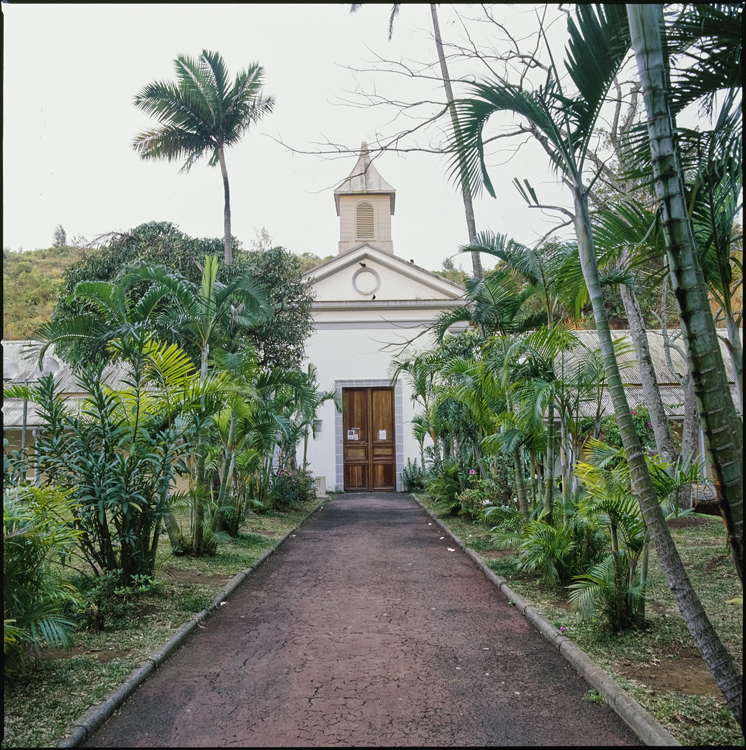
[352, 267, 380, 296]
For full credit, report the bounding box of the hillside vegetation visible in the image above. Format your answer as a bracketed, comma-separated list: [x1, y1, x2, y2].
[3, 246, 86, 340]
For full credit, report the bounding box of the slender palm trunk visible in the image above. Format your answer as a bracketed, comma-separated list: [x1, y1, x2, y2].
[619, 282, 678, 463]
[628, 3, 742, 588]
[192, 344, 210, 555]
[430, 4, 482, 279]
[544, 399, 555, 524]
[724, 311, 743, 416]
[217, 144, 232, 266]
[574, 162, 742, 725]
[679, 376, 698, 510]
[513, 447, 529, 517]
[213, 410, 237, 533]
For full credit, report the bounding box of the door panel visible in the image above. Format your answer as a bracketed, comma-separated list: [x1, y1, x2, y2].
[343, 387, 396, 491]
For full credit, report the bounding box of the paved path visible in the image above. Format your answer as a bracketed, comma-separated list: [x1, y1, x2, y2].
[86, 493, 640, 746]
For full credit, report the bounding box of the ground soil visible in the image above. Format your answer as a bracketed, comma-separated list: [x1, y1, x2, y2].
[40, 646, 131, 663]
[83, 493, 641, 747]
[159, 566, 233, 587]
[615, 645, 722, 697]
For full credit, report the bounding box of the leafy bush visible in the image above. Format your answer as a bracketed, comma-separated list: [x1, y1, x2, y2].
[3, 438, 28, 489]
[269, 468, 315, 509]
[402, 458, 427, 492]
[484, 454, 516, 507]
[32, 347, 190, 587]
[4, 487, 83, 676]
[456, 469, 518, 522]
[455, 478, 501, 521]
[73, 569, 162, 631]
[598, 404, 657, 451]
[428, 460, 463, 516]
[568, 553, 646, 632]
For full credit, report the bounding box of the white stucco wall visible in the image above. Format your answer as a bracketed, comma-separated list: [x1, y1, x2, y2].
[299, 245, 465, 493]
[301, 324, 427, 492]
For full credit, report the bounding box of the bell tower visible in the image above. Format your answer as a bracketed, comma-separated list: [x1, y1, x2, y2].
[334, 142, 396, 255]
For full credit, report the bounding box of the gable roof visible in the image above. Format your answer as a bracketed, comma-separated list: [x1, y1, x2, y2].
[304, 244, 465, 303]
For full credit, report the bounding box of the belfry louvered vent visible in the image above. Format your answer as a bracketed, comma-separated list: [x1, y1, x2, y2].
[356, 201, 375, 239]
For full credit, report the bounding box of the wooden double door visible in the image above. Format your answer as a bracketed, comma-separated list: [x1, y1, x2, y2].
[343, 387, 396, 491]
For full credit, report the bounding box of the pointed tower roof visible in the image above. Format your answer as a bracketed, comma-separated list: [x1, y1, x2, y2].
[334, 142, 396, 216]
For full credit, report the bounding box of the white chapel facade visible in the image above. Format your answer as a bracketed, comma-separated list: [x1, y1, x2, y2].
[301, 144, 465, 492]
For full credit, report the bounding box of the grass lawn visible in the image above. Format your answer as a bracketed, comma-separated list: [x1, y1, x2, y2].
[414, 493, 743, 747]
[2, 499, 322, 749]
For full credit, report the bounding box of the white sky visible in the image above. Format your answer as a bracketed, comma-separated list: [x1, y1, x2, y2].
[3, 3, 575, 270]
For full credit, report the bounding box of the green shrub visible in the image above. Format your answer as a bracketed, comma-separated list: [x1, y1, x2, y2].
[32, 353, 190, 586]
[4, 487, 83, 676]
[454, 478, 502, 521]
[516, 520, 580, 585]
[269, 468, 315, 509]
[568, 553, 646, 632]
[428, 460, 464, 516]
[72, 569, 162, 631]
[598, 404, 657, 451]
[484, 454, 516, 507]
[402, 458, 427, 492]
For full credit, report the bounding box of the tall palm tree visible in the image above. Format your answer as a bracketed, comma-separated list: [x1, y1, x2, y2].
[626, 4, 742, 588]
[350, 4, 483, 277]
[448, 4, 742, 722]
[133, 50, 275, 266]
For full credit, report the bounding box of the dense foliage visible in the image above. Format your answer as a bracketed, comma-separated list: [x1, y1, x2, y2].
[49, 222, 314, 370]
[3, 486, 82, 676]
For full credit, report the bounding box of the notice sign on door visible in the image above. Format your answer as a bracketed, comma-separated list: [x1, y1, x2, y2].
[378, 430, 387, 440]
[347, 428, 359, 440]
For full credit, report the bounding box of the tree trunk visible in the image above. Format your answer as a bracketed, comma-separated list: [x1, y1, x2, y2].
[513, 447, 529, 517]
[604, 5, 743, 724]
[628, 3, 742, 587]
[619, 282, 678, 463]
[678, 375, 698, 511]
[723, 311, 743, 417]
[213, 410, 237, 533]
[575, 169, 742, 724]
[430, 4, 482, 279]
[217, 144, 232, 266]
[544, 400, 555, 525]
[192, 344, 210, 555]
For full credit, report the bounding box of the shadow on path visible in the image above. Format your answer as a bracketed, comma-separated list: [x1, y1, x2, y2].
[86, 493, 641, 747]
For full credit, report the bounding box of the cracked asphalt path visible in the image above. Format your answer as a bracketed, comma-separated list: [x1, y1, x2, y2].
[86, 493, 640, 746]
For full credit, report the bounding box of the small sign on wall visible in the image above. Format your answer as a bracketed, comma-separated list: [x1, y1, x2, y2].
[347, 428, 360, 440]
[378, 430, 387, 440]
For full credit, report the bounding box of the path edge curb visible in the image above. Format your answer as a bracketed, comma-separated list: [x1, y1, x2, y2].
[411, 493, 680, 747]
[56, 498, 328, 748]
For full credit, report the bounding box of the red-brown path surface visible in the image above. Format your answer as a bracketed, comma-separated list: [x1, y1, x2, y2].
[86, 493, 641, 747]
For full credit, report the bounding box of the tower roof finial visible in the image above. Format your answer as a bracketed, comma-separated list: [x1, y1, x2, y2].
[334, 141, 395, 215]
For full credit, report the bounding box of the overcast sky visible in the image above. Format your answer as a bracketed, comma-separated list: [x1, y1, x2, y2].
[4, 3, 575, 271]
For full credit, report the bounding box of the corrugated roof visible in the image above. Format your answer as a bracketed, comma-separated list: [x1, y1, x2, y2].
[574, 384, 740, 420]
[3, 340, 132, 428]
[2, 340, 130, 393]
[568, 329, 736, 385]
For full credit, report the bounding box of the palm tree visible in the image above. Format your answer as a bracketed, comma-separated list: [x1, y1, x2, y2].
[448, 4, 742, 722]
[121, 256, 270, 554]
[350, 4, 483, 277]
[626, 4, 742, 589]
[132, 50, 275, 266]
